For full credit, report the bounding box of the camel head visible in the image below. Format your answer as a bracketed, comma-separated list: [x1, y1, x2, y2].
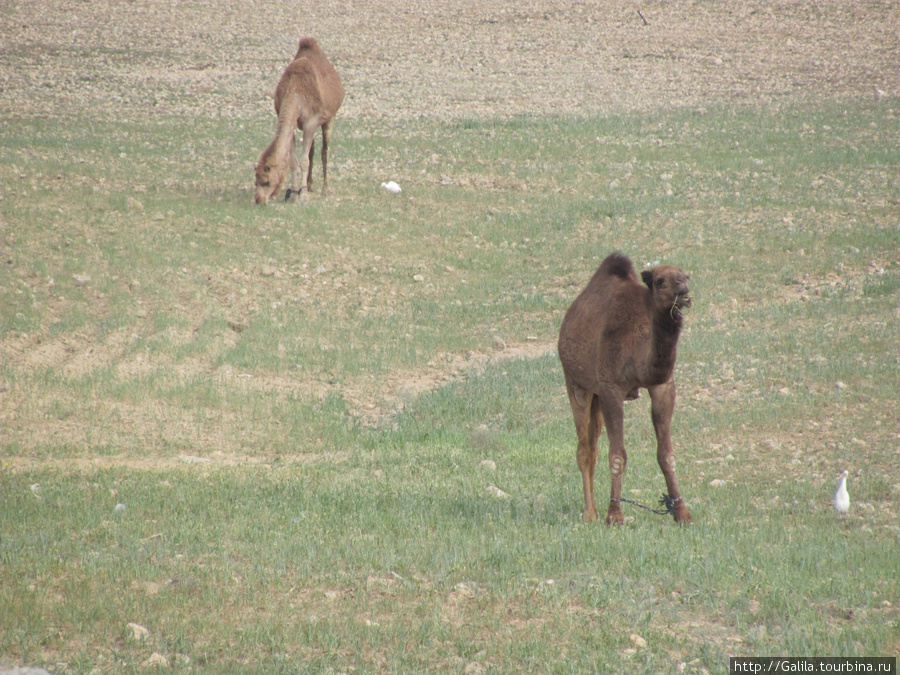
[254, 154, 286, 205]
[641, 265, 692, 322]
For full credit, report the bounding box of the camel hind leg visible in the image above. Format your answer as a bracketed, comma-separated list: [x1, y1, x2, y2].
[321, 119, 333, 196]
[294, 124, 316, 201]
[306, 137, 315, 192]
[598, 393, 627, 525]
[568, 382, 603, 522]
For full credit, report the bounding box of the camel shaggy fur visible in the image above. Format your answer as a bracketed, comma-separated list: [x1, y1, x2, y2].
[558, 253, 693, 524]
[254, 38, 345, 205]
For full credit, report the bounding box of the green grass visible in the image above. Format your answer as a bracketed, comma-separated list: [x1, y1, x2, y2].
[1, 100, 899, 672]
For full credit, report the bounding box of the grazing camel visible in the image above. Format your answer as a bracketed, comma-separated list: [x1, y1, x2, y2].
[557, 253, 693, 525]
[254, 38, 345, 205]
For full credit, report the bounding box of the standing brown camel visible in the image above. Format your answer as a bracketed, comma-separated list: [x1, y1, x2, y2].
[254, 38, 345, 205]
[557, 253, 693, 525]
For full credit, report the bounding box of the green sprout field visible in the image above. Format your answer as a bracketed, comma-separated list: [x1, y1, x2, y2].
[1, 1, 898, 673]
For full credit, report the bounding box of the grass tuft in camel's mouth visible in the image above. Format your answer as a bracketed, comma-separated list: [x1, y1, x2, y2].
[669, 293, 692, 321]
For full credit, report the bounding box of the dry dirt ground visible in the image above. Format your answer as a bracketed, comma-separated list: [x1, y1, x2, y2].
[1, 0, 896, 123]
[1, 0, 898, 458]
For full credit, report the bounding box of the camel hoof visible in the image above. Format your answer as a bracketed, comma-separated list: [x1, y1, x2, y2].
[674, 511, 693, 525]
[583, 509, 599, 523]
[605, 511, 625, 526]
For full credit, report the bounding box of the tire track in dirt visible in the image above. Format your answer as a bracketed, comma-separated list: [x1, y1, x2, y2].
[2, 314, 557, 466]
[342, 339, 557, 427]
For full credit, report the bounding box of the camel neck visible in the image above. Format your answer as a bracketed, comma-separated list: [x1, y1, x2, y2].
[272, 117, 295, 153]
[646, 311, 682, 383]
[272, 95, 302, 154]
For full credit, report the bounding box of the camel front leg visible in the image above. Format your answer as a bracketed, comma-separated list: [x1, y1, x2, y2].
[648, 382, 692, 524]
[285, 131, 300, 203]
[321, 120, 333, 196]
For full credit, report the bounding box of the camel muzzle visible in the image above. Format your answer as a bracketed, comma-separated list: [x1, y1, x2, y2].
[254, 188, 272, 206]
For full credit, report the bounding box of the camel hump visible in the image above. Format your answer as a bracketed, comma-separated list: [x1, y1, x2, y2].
[597, 253, 637, 281]
[295, 37, 320, 58]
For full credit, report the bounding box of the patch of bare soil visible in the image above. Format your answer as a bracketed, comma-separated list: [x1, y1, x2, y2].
[0, 0, 895, 124]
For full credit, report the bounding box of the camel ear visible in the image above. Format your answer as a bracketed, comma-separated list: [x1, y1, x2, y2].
[641, 270, 654, 290]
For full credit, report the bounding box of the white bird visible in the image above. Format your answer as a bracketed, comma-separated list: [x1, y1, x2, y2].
[834, 470, 849, 515]
[381, 181, 402, 194]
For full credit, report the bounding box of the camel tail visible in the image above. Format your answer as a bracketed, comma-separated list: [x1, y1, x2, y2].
[591, 394, 605, 436]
